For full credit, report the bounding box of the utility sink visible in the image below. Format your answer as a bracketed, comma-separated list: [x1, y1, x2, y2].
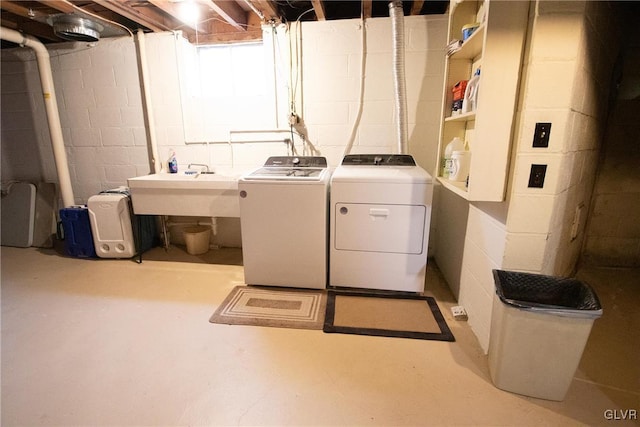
[127, 170, 247, 217]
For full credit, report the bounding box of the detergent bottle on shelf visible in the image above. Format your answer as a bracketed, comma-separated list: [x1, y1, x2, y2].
[462, 67, 481, 114]
[442, 136, 464, 178]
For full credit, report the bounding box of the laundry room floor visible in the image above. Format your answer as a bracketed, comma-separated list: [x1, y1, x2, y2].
[1, 245, 637, 426]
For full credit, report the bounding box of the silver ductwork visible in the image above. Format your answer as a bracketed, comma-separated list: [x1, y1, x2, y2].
[47, 14, 104, 42]
[41, 11, 129, 42]
[389, 1, 408, 154]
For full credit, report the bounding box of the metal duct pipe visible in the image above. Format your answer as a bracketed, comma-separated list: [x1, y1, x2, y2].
[0, 27, 75, 207]
[389, 1, 408, 154]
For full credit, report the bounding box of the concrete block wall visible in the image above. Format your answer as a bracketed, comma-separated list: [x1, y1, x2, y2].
[1, 49, 56, 184]
[300, 16, 448, 171]
[1, 16, 446, 205]
[458, 1, 621, 352]
[506, 1, 619, 277]
[582, 2, 640, 267]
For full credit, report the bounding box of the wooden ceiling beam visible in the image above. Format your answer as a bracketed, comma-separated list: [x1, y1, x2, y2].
[91, 0, 172, 32]
[362, 0, 372, 19]
[311, 0, 325, 21]
[0, 1, 48, 21]
[198, 0, 247, 32]
[147, 0, 207, 33]
[35, 0, 76, 14]
[411, 0, 424, 15]
[249, 0, 280, 23]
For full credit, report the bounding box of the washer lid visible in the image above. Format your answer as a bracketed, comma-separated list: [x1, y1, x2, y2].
[242, 156, 329, 181]
[245, 167, 326, 181]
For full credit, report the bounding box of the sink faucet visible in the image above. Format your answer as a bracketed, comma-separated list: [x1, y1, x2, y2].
[188, 163, 210, 173]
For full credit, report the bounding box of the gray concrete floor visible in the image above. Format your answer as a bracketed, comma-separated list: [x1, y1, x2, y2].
[1, 245, 638, 426]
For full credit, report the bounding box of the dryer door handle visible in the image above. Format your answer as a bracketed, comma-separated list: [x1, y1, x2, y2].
[369, 208, 389, 218]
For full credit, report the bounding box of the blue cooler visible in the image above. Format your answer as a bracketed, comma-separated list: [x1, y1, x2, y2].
[59, 206, 97, 258]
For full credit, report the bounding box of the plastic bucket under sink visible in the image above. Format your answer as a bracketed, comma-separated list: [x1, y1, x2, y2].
[183, 226, 210, 255]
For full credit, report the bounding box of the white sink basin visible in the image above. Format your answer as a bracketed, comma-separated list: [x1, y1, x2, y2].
[127, 170, 247, 217]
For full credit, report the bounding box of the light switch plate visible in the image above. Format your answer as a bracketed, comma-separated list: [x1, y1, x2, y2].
[533, 122, 551, 148]
[528, 164, 547, 188]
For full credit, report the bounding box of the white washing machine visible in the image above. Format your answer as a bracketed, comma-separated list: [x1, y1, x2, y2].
[238, 156, 330, 289]
[329, 154, 433, 293]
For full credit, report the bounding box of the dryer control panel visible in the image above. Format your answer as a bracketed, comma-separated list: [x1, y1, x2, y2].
[341, 154, 416, 166]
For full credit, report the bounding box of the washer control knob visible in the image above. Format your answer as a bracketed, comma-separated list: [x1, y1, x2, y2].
[292, 157, 300, 165]
[374, 156, 383, 165]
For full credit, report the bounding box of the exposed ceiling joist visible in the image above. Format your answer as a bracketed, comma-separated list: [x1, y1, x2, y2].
[0, 1, 48, 21]
[199, 0, 247, 31]
[362, 0, 372, 19]
[0, 1, 449, 48]
[91, 0, 172, 32]
[411, 1, 425, 15]
[311, 0, 326, 21]
[37, 0, 77, 14]
[147, 0, 206, 33]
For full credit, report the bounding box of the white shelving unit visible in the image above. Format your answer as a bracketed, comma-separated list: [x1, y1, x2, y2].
[436, 0, 529, 201]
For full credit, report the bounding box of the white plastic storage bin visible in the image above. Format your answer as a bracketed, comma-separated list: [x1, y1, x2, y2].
[488, 270, 602, 401]
[88, 192, 136, 258]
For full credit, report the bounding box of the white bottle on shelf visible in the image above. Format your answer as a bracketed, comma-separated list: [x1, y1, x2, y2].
[462, 68, 481, 114]
[442, 136, 465, 178]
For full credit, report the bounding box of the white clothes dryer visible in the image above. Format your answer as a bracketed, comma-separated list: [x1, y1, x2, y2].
[329, 154, 433, 293]
[238, 156, 330, 289]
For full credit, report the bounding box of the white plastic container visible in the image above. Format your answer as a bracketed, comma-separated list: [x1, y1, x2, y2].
[183, 225, 210, 255]
[442, 137, 465, 178]
[462, 68, 480, 114]
[488, 270, 602, 401]
[448, 150, 471, 182]
[88, 192, 136, 258]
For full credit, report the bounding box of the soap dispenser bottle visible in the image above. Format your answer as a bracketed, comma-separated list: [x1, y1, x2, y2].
[168, 149, 178, 173]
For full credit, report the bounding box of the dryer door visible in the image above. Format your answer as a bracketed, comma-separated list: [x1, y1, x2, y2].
[334, 203, 426, 254]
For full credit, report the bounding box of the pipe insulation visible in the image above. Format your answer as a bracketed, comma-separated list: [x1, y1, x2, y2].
[389, 1, 408, 154]
[0, 27, 76, 207]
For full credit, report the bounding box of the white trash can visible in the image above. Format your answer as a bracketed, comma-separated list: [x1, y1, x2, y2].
[488, 270, 602, 401]
[183, 226, 210, 255]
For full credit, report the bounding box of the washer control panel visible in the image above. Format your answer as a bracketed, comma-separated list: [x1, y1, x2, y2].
[263, 156, 328, 168]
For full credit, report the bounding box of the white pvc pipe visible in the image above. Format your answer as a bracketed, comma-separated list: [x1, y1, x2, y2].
[343, 17, 367, 158]
[389, 1, 408, 154]
[136, 29, 162, 173]
[0, 27, 76, 207]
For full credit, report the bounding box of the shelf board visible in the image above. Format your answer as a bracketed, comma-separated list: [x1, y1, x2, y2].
[449, 24, 485, 60]
[437, 177, 469, 200]
[445, 111, 476, 122]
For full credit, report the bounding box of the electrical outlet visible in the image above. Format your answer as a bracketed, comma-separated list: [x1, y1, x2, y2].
[528, 164, 547, 188]
[451, 306, 468, 321]
[533, 122, 551, 148]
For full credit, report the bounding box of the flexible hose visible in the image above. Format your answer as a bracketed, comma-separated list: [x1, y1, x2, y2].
[389, 1, 408, 154]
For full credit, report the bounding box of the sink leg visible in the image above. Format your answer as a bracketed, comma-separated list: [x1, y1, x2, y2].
[160, 215, 170, 250]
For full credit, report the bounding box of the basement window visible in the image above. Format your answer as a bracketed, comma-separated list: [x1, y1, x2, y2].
[196, 42, 266, 98]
